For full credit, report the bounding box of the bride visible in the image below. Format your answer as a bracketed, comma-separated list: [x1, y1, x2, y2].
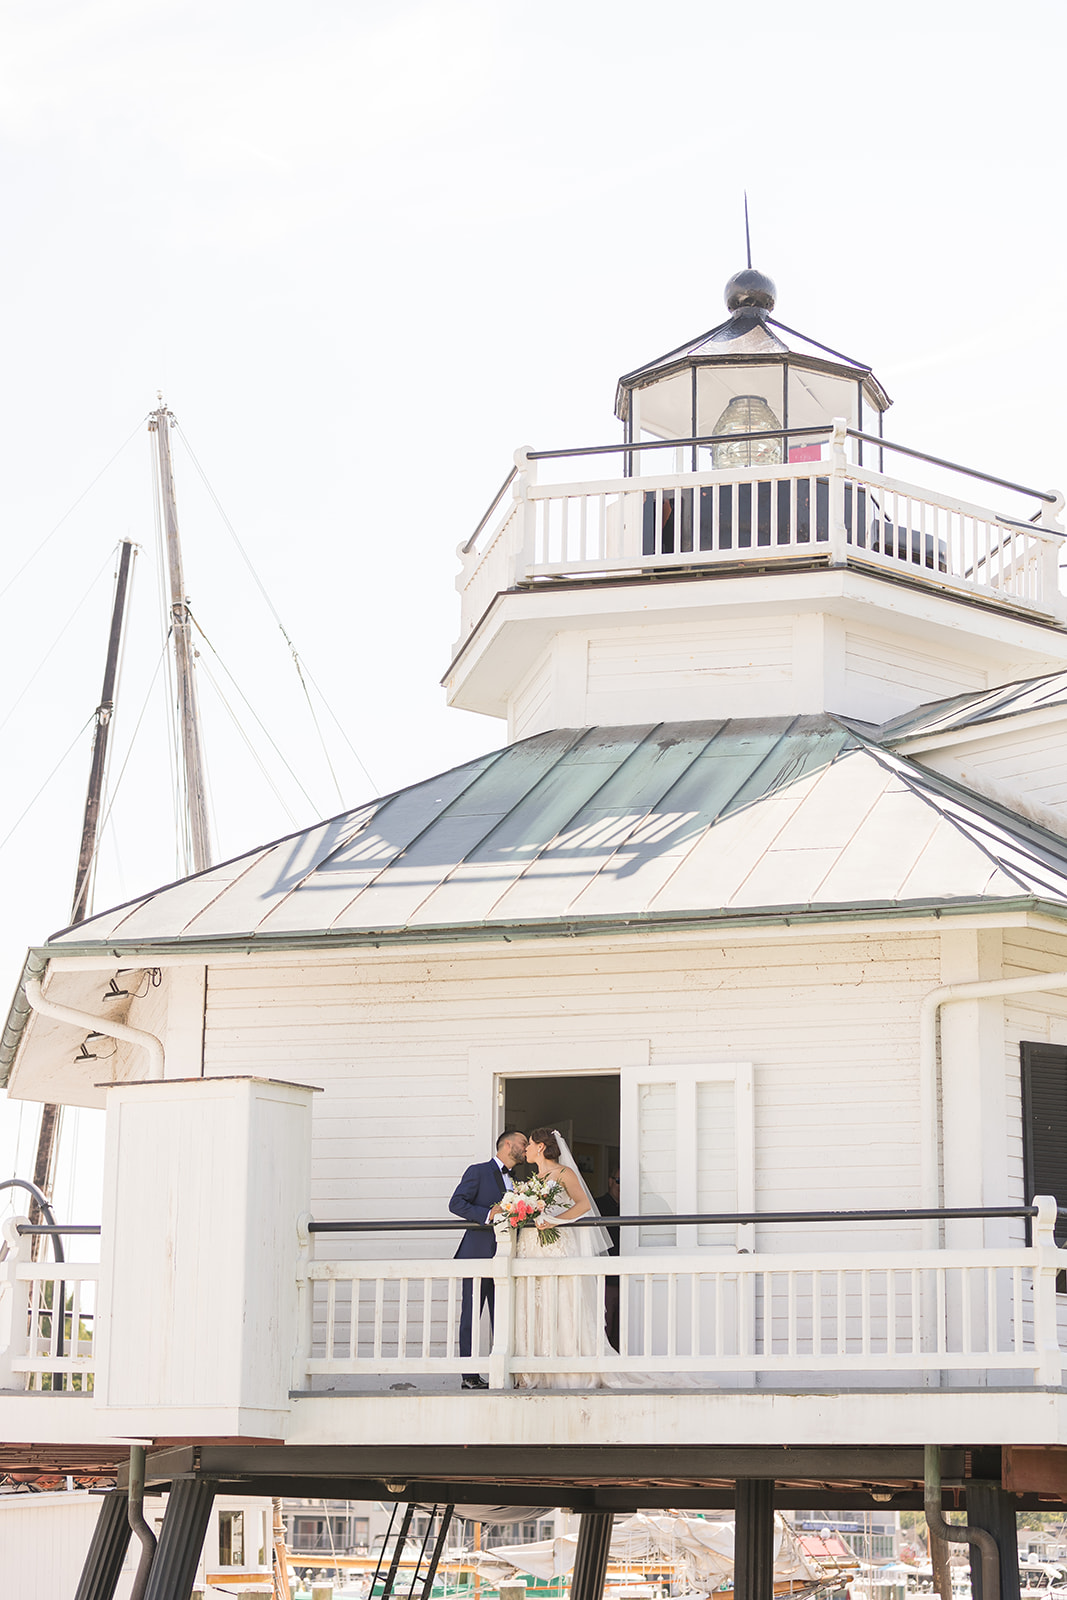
[512, 1127, 615, 1390]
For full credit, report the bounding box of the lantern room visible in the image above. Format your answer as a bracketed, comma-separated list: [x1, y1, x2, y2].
[614, 268, 891, 465]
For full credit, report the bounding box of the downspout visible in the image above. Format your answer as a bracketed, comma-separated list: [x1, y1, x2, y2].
[127, 1444, 157, 1600]
[924, 1445, 999, 1600]
[23, 977, 164, 1079]
[919, 968, 1067, 1246]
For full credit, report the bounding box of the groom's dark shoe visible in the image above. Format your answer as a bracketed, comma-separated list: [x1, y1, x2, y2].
[462, 1374, 489, 1389]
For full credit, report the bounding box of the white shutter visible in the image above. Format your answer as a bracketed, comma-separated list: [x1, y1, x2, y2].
[621, 1063, 754, 1255]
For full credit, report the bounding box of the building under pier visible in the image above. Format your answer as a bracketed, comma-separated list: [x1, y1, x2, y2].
[4, 266, 1067, 1599]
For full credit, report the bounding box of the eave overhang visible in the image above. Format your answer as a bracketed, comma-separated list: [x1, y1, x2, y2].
[6, 895, 1067, 1091]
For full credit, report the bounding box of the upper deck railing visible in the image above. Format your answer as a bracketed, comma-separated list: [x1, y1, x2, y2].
[455, 421, 1066, 654]
[3, 1202, 1065, 1396]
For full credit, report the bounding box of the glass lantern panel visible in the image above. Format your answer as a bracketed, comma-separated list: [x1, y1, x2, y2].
[785, 366, 863, 457]
[631, 369, 693, 444]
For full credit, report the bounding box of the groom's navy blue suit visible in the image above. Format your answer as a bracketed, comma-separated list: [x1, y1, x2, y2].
[450, 1157, 508, 1372]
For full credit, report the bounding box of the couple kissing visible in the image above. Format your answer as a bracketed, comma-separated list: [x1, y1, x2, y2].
[449, 1127, 614, 1390]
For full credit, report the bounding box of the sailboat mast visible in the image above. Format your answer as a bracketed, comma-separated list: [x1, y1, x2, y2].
[149, 402, 213, 875]
[31, 537, 138, 1249]
[70, 538, 137, 925]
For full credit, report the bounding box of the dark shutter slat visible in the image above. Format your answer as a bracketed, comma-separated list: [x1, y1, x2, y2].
[1021, 1042, 1067, 1247]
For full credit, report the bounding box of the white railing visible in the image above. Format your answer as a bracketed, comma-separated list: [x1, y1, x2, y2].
[455, 423, 1065, 647]
[0, 1218, 96, 1391]
[304, 1203, 1067, 1390]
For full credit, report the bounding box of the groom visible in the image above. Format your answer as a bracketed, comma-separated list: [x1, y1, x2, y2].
[450, 1128, 528, 1389]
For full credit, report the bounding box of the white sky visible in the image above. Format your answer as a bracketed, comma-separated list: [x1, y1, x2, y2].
[0, 0, 1064, 1229]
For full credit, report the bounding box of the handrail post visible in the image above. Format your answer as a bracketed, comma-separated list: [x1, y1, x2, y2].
[1038, 490, 1065, 533]
[291, 1210, 313, 1393]
[829, 418, 849, 567]
[488, 1218, 515, 1390]
[0, 1216, 32, 1390]
[512, 447, 536, 586]
[1037, 493, 1066, 621]
[1032, 1195, 1062, 1385]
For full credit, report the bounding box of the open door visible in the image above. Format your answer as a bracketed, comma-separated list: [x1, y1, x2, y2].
[502, 1073, 619, 1198]
[620, 1063, 754, 1255]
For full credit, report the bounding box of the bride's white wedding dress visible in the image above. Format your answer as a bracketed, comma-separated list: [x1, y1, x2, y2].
[513, 1192, 617, 1391]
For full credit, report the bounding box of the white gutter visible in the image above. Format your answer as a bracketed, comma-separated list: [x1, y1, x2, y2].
[920, 968, 1067, 1240]
[24, 977, 165, 1080]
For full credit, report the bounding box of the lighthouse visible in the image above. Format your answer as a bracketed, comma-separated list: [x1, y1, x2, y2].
[3, 271, 1067, 1600]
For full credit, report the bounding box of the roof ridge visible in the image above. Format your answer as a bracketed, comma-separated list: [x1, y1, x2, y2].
[878, 668, 1067, 742]
[849, 735, 1067, 896]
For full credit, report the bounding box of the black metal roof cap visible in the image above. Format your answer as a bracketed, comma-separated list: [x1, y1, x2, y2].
[614, 268, 892, 421]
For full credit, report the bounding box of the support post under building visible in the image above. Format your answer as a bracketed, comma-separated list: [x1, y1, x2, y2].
[968, 1483, 1020, 1600]
[74, 1489, 133, 1600]
[142, 1478, 217, 1600]
[571, 1512, 614, 1600]
[734, 1480, 775, 1600]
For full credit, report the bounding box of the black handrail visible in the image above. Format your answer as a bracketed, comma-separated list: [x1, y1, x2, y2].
[16, 1224, 101, 1236]
[847, 430, 1060, 505]
[308, 1204, 1058, 1235]
[462, 467, 519, 555]
[17, 1205, 1063, 1238]
[526, 425, 831, 463]
[514, 428, 1055, 504]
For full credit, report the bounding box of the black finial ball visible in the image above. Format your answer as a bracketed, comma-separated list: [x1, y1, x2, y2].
[725, 269, 776, 313]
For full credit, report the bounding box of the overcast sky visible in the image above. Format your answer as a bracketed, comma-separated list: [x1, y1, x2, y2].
[0, 0, 1064, 1224]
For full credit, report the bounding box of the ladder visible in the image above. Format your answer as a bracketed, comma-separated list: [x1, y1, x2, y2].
[369, 1503, 456, 1600]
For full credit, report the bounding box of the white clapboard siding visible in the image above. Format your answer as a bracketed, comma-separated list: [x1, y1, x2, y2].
[584, 619, 793, 724]
[918, 725, 1067, 825]
[844, 625, 987, 717]
[203, 929, 940, 1262]
[587, 619, 793, 690]
[510, 650, 553, 741]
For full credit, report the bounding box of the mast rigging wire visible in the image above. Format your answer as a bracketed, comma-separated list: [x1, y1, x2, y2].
[0, 714, 96, 858]
[172, 422, 377, 796]
[194, 654, 300, 826]
[0, 417, 146, 608]
[191, 614, 323, 815]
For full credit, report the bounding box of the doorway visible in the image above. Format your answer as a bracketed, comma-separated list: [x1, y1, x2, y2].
[502, 1073, 619, 1198]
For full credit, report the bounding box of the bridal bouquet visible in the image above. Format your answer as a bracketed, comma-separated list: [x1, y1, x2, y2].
[497, 1174, 568, 1247]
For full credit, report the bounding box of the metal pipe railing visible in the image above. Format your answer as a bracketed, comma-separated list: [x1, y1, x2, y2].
[307, 1203, 1057, 1235]
[461, 466, 519, 555]
[17, 1204, 1063, 1238]
[16, 1223, 101, 1236]
[515, 428, 1055, 503]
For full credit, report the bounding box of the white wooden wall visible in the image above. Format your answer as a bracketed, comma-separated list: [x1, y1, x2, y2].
[201, 927, 940, 1261]
[842, 623, 987, 719]
[504, 612, 995, 738]
[916, 724, 1067, 830]
[509, 650, 553, 741]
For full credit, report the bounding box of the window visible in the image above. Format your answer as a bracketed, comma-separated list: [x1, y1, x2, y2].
[1020, 1042, 1067, 1247]
[218, 1511, 244, 1566]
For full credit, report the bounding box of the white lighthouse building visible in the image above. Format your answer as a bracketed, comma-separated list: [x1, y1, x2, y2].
[3, 269, 1067, 1600]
